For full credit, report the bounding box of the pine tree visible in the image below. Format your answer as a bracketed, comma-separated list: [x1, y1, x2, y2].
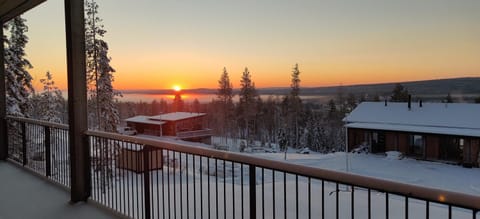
[4, 17, 34, 117]
[172, 92, 184, 112]
[85, 0, 121, 131]
[445, 93, 453, 103]
[85, 0, 121, 192]
[282, 64, 303, 148]
[391, 83, 409, 102]
[238, 67, 258, 144]
[37, 71, 64, 123]
[216, 67, 234, 145]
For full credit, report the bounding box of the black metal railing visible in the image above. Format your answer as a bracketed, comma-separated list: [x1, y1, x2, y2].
[3, 116, 480, 219]
[86, 130, 480, 219]
[6, 116, 70, 187]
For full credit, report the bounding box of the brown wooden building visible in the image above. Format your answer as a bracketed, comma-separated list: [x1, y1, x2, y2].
[344, 102, 480, 167]
[125, 112, 212, 144]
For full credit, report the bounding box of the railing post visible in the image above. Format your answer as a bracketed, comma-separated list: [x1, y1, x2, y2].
[143, 145, 151, 219]
[249, 164, 256, 219]
[65, 0, 90, 202]
[21, 122, 27, 166]
[0, 23, 7, 161]
[45, 126, 51, 177]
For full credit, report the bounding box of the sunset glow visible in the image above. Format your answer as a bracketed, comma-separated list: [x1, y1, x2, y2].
[173, 85, 182, 92]
[21, 0, 480, 91]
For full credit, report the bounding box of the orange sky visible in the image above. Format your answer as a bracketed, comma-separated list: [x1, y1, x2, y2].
[22, 0, 480, 91]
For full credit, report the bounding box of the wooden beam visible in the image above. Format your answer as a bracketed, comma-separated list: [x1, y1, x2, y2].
[0, 23, 7, 160]
[0, 0, 46, 22]
[65, 0, 89, 202]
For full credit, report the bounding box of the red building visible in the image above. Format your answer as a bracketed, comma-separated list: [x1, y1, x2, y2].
[125, 112, 212, 144]
[344, 102, 480, 167]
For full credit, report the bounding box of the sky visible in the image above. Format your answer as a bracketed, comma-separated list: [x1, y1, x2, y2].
[20, 0, 480, 90]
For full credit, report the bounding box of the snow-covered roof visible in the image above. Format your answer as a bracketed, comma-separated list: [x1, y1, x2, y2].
[346, 122, 480, 138]
[344, 102, 480, 137]
[125, 115, 165, 125]
[149, 112, 206, 122]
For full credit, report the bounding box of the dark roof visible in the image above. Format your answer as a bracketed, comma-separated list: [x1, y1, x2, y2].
[0, 0, 46, 22]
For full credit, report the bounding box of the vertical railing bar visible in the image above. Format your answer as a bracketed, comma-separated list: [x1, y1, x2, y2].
[241, 163, 244, 219]
[351, 185, 354, 219]
[284, 173, 287, 219]
[200, 156, 203, 219]
[180, 152, 183, 219]
[173, 151, 177, 219]
[223, 160, 226, 219]
[162, 148, 166, 219]
[308, 177, 311, 219]
[295, 175, 298, 219]
[272, 170, 276, 219]
[186, 153, 189, 219]
[22, 122, 27, 166]
[386, 192, 389, 219]
[208, 157, 211, 219]
[232, 161, 235, 219]
[193, 154, 197, 219]
[167, 150, 171, 219]
[249, 165, 256, 219]
[122, 141, 126, 216]
[143, 146, 151, 219]
[322, 180, 325, 219]
[127, 142, 132, 218]
[336, 183, 339, 219]
[262, 168, 265, 219]
[368, 188, 371, 219]
[115, 140, 119, 213]
[448, 205, 452, 219]
[216, 158, 219, 219]
[405, 196, 408, 219]
[425, 200, 429, 219]
[45, 126, 51, 177]
[156, 149, 160, 219]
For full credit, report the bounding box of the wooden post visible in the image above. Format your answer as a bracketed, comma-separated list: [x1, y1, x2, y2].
[65, 0, 90, 202]
[0, 23, 7, 160]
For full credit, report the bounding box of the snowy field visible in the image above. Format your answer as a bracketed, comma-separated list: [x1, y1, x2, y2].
[90, 147, 479, 219]
[254, 151, 480, 196]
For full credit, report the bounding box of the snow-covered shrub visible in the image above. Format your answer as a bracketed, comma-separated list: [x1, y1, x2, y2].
[385, 151, 403, 160]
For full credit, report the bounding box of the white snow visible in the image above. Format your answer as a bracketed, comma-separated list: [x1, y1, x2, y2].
[0, 162, 117, 219]
[254, 151, 480, 195]
[346, 122, 480, 137]
[344, 102, 480, 137]
[90, 150, 480, 219]
[149, 112, 206, 121]
[124, 115, 165, 125]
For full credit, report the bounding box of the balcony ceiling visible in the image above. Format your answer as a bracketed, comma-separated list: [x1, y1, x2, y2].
[0, 0, 45, 22]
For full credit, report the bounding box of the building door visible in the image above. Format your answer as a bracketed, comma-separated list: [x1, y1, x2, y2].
[371, 131, 386, 153]
[439, 136, 463, 162]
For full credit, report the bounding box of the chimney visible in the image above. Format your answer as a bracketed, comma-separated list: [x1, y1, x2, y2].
[408, 95, 412, 110]
[384, 99, 387, 107]
[419, 99, 423, 108]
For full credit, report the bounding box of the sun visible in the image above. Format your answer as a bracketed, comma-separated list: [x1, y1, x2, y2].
[173, 85, 182, 92]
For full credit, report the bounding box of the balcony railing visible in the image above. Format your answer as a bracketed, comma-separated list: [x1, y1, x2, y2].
[6, 116, 70, 187]
[4, 116, 480, 219]
[176, 129, 213, 139]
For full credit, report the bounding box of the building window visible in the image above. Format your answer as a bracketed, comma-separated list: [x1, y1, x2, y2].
[409, 134, 424, 157]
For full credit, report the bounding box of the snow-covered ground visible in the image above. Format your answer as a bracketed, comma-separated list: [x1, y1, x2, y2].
[254, 151, 480, 196]
[88, 146, 480, 219]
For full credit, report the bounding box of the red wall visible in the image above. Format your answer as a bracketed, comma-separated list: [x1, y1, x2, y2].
[346, 128, 479, 166]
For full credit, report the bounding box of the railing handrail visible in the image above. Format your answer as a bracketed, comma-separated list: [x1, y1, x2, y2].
[85, 129, 480, 211]
[6, 116, 69, 130]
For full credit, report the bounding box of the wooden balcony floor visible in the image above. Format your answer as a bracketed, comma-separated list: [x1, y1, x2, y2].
[0, 161, 120, 219]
